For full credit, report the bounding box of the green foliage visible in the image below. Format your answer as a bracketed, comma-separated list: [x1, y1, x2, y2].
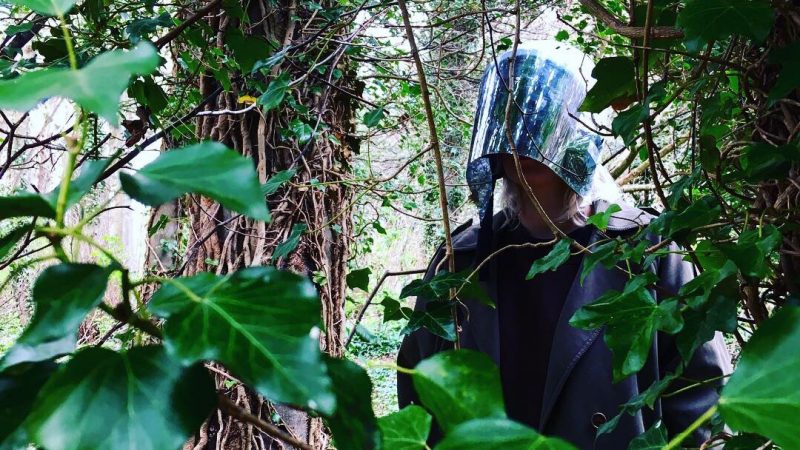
[0, 360, 57, 447]
[8, 0, 76, 16]
[347, 267, 372, 292]
[0, 42, 159, 125]
[720, 307, 800, 450]
[627, 421, 667, 450]
[325, 358, 381, 450]
[149, 267, 335, 413]
[25, 346, 216, 450]
[677, 0, 774, 45]
[378, 405, 431, 450]
[411, 350, 506, 433]
[120, 142, 270, 221]
[526, 238, 573, 279]
[0, 264, 110, 370]
[434, 418, 576, 450]
[579, 57, 636, 113]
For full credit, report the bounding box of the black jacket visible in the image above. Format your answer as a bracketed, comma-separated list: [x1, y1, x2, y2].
[397, 201, 732, 449]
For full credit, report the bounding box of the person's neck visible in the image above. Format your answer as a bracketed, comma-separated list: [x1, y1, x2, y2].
[516, 185, 589, 238]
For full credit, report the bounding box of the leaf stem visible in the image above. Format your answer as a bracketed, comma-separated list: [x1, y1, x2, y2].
[57, 13, 78, 71]
[662, 404, 717, 450]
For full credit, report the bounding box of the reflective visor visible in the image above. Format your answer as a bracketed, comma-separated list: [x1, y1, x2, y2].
[466, 42, 603, 219]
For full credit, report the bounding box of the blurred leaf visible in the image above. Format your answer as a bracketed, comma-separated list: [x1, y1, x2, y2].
[612, 104, 648, 145]
[719, 307, 800, 450]
[224, 29, 273, 72]
[25, 346, 216, 450]
[580, 57, 636, 113]
[434, 418, 576, 450]
[739, 143, 800, 182]
[0, 264, 110, 370]
[717, 225, 782, 278]
[0, 42, 159, 125]
[8, 0, 76, 16]
[378, 405, 431, 450]
[121, 141, 270, 221]
[126, 12, 171, 43]
[526, 238, 573, 280]
[272, 223, 307, 260]
[412, 350, 506, 433]
[0, 224, 31, 260]
[149, 266, 335, 413]
[325, 358, 380, 450]
[363, 107, 385, 128]
[768, 42, 800, 102]
[0, 360, 58, 447]
[571, 274, 683, 381]
[677, 0, 774, 45]
[128, 76, 169, 113]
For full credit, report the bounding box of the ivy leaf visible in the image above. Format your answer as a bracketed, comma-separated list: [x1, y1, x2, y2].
[402, 301, 456, 341]
[346, 267, 371, 292]
[290, 118, 314, 143]
[378, 405, 431, 450]
[579, 57, 636, 113]
[25, 346, 216, 450]
[380, 295, 411, 323]
[526, 238, 573, 280]
[149, 266, 335, 414]
[719, 307, 800, 450]
[677, 0, 774, 45]
[272, 223, 307, 260]
[42, 158, 112, 212]
[7, 0, 76, 16]
[0, 264, 110, 370]
[412, 350, 506, 433]
[676, 276, 738, 360]
[120, 141, 270, 221]
[628, 421, 668, 450]
[0, 360, 58, 447]
[571, 274, 684, 381]
[0, 42, 160, 125]
[0, 194, 54, 220]
[598, 371, 680, 436]
[739, 142, 800, 182]
[261, 168, 296, 196]
[587, 204, 623, 232]
[325, 358, 380, 450]
[401, 270, 492, 307]
[434, 418, 577, 450]
[258, 72, 290, 112]
[612, 105, 648, 146]
[363, 107, 385, 128]
[580, 240, 619, 284]
[717, 225, 782, 278]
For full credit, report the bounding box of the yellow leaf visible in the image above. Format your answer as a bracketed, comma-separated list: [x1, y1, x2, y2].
[238, 95, 257, 105]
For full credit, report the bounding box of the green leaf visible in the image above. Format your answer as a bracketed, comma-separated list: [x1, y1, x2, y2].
[719, 307, 800, 450]
[272, 223, 307, 260]
[587, 204, 623, 232]
[125, 12, 171, 43]
[402, 301, 456, 341]
[25, 346, 216, 450]
[261, 168, 296, 196]
[378, 405, 431, 450]
[42, 158, 112, 212]
[434, 418, 576, 450]
[401, 270, 492, 307]
[120, 141, 269, 221]
[526, 238, 573, 280]
[579, 57, 636, 113]
[149, 266, 335, 414]
[412, 350, 506, 433]
[0, 263, 110, 370]
[7, 0, 76, 16]
[677, 0, 774, 45]
[677, 276, 738, 360]
[380, 295, 411, 323]
[555, 30, 569, 42]
[0, 224, 31, 260]
[0, 360, 58, 447]
[224, 29, 273, 73]
[580, 240, 620, 284]
[717, 225, 782, 278]
[0, 194, 55, 220]
[628, 421, 667, 450]
[0, 42, 160, 125]
[363, 107, 385, 128]
[739, 142, 800, 182]
[325, 358, 380, 450]
[258, 72, 290, 112]
[612, 105, 648, 146]
[346, 267, 371, 292]
[571, 274, 684, 381]
[290, 118, 314, 143]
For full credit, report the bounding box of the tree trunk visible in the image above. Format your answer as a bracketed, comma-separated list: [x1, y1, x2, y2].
[144, 1, 359, 448]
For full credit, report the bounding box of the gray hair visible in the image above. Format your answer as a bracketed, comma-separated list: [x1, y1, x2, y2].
[500, 178, 588, 227]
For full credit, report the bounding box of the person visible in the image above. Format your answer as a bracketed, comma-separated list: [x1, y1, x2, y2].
[396, 41, 732, 449]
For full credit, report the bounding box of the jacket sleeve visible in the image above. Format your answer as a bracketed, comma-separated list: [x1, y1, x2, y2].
[655, 242, 733, 443]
